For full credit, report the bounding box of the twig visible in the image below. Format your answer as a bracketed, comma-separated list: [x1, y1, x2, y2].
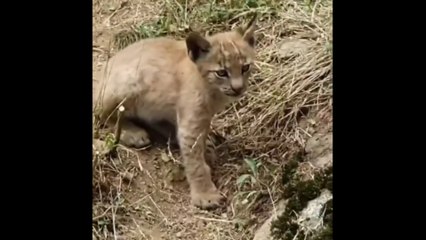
[131, 218, 147, 239]
[93, 206, 112, 221]
[194, 216, 234, 223]
[292, 230, 300, 240]
[111, 205, 118, 240]
[167, 136, 179, 163]
[311, 0, 320, 22]
[149, 195, 169, 224]
[113, 105, 125, 148]
[93, 47, 105, 54]
[106, 105, 125, 158]
[267, 186, 277, 216]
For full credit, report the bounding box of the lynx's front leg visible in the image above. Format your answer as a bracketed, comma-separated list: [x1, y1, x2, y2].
[177, 107, 224, 210]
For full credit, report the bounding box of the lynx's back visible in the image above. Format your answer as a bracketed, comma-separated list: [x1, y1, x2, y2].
[96, 37, 187, 94]
[94, 37, 192, 123]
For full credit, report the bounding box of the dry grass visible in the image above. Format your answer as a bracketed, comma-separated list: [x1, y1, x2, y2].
[92, 0, 332, 239]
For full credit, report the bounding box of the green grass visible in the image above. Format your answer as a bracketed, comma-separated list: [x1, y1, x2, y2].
[113, 0, 282, 50]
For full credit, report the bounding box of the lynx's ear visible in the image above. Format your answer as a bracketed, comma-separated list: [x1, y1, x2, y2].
[236, 13, 258, 47]
[185, 32, 211, 62]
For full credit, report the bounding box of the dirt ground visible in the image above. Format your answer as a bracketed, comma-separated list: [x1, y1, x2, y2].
[92, 0, 332, 239]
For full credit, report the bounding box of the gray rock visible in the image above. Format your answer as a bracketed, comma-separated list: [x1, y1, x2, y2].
[93, 139, 111, 156]
[252, 190, 332, 240]
[253, 200, 287, 240]
[297, 189, 333, 234]
[278, 39, 314, 58]
[305, 132, 332, 168]
[252, 132, 333, 240]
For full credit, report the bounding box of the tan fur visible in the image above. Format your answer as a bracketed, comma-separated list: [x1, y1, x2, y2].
[94, 15, 257, 210]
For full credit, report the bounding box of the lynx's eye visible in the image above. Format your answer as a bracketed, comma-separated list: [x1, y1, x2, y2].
[215, 69, 228, 78]
[242, 64, 250, 73]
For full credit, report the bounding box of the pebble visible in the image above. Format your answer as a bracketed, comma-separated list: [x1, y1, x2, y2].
[176, 230, 184, 238]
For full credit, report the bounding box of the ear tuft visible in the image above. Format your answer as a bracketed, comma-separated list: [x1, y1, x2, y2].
[185, 32, 211, 62]
[237, 12, 258, 47]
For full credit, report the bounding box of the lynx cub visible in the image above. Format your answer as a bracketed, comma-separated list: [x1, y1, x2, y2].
[94, 14, 257, 209]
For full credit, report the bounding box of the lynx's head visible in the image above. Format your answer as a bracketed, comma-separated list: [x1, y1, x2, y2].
[185, 14, 257, 98]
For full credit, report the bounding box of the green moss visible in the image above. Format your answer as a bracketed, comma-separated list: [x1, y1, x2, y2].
[323, 167, 333, 193]
[312, 226, 332, 240]
[271, 153, 333, 240]
[297, 179, 322, 202]
[282, 151, 305, 185]
[282, 181, 296, 198]
[287, 196, 304, 213]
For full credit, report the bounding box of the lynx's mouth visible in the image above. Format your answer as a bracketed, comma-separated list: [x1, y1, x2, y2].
[220, 86, 245, 98]
[224, 90, 244, 97]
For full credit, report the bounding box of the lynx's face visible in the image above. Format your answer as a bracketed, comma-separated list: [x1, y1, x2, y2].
[203, 39, 254, 97]
[186, 14, 257, 98]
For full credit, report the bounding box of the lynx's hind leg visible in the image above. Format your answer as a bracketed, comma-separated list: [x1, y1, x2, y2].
[120, 120, 152, 148]
[93, 92, 152, 148]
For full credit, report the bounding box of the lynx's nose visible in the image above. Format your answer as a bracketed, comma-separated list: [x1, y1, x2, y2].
[231, 86, 243, 95]
[230, 79, 244, 96]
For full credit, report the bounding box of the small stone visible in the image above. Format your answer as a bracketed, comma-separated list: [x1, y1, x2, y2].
[196, 221, 205, 228]
[121, 172, 134, 182]
[278, 39, 313, 58]
[176, 231, 183, 238]
[161, 152, 170, 162]
[307, 119, 316, 125]
[93, 139, 110, 155]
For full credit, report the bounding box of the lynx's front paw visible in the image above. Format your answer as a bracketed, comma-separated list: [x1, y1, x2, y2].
[190, 185, 225, 210]
[121, 128, 151, 148]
